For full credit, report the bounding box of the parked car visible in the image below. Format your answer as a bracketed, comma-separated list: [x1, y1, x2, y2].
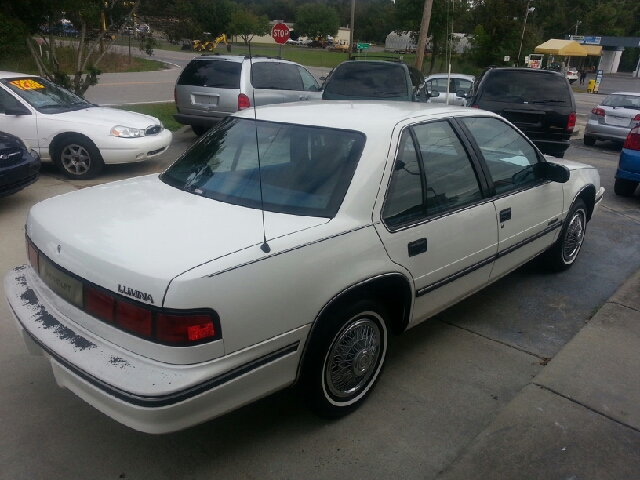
[173, 55, 322, 136]
[423, 73, 475, 106]
[614, 125, 640, 197]
[547, 63, 579, 84]
[5, 101, 603, 433]
[469, 67, 576, 158]
[583, 92, 640, 146]
[0, 131, 41, 198]
[0, 72, 172, 179]
[322, 60, 435, 102]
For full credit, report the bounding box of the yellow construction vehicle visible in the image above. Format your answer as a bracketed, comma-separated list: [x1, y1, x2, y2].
[192, 34, 228, 52]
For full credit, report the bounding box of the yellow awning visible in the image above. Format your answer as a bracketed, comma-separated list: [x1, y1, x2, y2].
[534, 39, 588, 56]
[583, 45, 602, 56]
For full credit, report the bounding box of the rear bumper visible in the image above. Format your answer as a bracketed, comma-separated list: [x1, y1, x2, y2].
[584, 119, 630, 143]
[0, 152, 40, 198]
[4, 266, 308, 434]
[174, 113, 227, 127]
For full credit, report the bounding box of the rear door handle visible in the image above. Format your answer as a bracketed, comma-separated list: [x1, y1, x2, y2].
[408, 238, 428, 257]
[499, 208, 511, 223]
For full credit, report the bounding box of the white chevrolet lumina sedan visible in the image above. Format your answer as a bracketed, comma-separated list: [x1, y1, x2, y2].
[5, 101, 603, 433]
[0, 72, 172, 179]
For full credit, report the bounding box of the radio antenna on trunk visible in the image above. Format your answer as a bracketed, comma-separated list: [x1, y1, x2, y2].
[248, 41, 271, 254]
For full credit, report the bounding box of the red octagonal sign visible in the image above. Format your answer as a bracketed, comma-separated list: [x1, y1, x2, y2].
[271, 23, 290, 45]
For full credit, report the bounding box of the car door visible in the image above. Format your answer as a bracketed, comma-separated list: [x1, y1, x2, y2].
[375, 120, 498, 325]
[458, 116, 565, 280]
[0, 84, 39, 151]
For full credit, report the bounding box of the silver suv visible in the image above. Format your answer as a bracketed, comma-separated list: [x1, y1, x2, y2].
[174, 55, 322, 136]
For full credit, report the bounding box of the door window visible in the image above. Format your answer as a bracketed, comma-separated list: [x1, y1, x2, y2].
[251, 63, 304, 91]
[297, 66, 320, 92]
[0, 87, 20, 113]
[461, 116, 540, 195]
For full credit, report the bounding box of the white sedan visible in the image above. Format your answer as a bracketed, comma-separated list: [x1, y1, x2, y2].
[5, 101, 603, 433]
[0, 72, 172, 179]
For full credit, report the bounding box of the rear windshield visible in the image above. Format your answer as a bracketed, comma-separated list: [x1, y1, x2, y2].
[479, 71, 571, 104]
[601, 94, 640, 110]
[324, 63, 409, 98]
[161, 118, 366, 218]
[177, 59, 242, 88]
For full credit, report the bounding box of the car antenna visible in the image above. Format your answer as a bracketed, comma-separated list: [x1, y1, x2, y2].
[248, 41, 271, 254]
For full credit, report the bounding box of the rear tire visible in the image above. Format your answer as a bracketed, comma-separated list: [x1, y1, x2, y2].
[191, 125, 209, 137]
[583, 135, 596, 146]
[300, 299, 388, 418]
[542, 199, 587, 272]
[614, 178, 638, 197]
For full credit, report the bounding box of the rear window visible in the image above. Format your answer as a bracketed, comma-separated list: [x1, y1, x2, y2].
[177, 60, 241, 88]
[324, 63, 409, 98]
[161, 118, 365, 218]
[480, 70, 570, 104]
[601, 94, 640, 110]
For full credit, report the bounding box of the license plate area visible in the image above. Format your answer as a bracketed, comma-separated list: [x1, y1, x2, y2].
[39, 256, 83, 308]
[191, 93, 220, 107]
[502, 110, 544, 126]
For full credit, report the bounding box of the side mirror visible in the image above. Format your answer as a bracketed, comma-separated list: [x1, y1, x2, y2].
[5, 104, 31, 116]
[429, 89, 440, 98]
[456, 89, 467, 98]
[539, 161, 570, 183]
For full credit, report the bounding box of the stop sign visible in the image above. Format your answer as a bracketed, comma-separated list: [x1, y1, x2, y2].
[271, 23, 290, 45]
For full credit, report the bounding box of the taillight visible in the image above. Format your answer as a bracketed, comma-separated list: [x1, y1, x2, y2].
[156, 313, 215, 343]
[634, 114, 640, 122]
[116, 301, 153, 337]
[471, 104, 479, 108]
[623, 126, 640, 151]
[238, 93, 250, 110]
[84, 285, 115, 323]
[591, 107, 605, 116]
[567, 112, 576, 131]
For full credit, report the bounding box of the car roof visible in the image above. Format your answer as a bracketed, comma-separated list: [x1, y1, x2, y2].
[0, 71, 38, 79]
[606, 92, 640, 97]
[426, 73, 475, 80]
[189, 55, 299, 65]
[234, 100, 496, 134]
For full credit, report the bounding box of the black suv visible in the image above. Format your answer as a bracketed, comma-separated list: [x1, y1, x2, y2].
[322, 59, 433, 102]
[468, 67, 576, 157]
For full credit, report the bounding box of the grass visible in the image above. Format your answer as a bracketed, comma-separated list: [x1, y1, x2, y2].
[114, 102, 182, 132]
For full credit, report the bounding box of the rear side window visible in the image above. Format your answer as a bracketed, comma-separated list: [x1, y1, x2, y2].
[324, 63, 408, 98]
[479, 71, 570, 104]
[251, 63, 304, 91]
[177, 60, 242, 88]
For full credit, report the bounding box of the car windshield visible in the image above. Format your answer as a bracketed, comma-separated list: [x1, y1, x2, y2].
[601, 94, 640, 110]
[480, 71, 570, 104]
[161, 118, 366, 218]
[324, 63, 409, 98]
[2, 77, 91, 113]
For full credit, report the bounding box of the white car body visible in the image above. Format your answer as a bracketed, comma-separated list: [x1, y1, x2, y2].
[0, 71, 172, 174]
[5, 102, 603, 434]
[424, 74, 475, 106]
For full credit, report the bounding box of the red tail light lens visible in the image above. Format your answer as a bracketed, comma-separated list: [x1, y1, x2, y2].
[84, 286, 115, 323]
[623, 126, 640, 151]
[471, 104, 479, 108]
[567, 112, 576, 131]
[238, 93, 250, 110]
[634, 114, 640, 122]
[156, 314, 215, 343]
[116, 301, 153, 337]
[27, 240, 39, 271]
[591, 107, 605, 116]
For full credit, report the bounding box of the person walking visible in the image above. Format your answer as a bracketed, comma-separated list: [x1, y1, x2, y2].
[579, 69, 587, 85]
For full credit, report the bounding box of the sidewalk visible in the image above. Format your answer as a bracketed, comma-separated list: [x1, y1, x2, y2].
[439, 269, 640, 479]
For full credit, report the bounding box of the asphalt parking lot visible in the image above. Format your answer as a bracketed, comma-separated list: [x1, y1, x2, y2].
[1, 114, 639, 478]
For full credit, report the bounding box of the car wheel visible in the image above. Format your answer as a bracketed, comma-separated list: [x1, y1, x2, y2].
[614, 178, 638, 197]
[543, 199, 587, 272]
[300, 299, 388, 418]
[191, 125, 209, 137]
[583, 135, 596, 146]
[53, 135, 104, 180]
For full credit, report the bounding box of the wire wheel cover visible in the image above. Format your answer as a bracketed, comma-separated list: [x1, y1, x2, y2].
[325, 318, 381, 398]
[61, 144, 91, 175]
[563, 210, 585, 262]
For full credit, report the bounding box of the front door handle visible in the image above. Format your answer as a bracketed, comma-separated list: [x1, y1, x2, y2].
[408, 238, 428, 257]
[499, 208, 511, 223]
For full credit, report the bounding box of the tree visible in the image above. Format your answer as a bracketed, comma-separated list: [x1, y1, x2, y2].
[228, 9, 271, 44]
[294, 3, 340, 40]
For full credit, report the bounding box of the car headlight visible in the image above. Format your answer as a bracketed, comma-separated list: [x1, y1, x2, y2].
[110, 126, 145, 138]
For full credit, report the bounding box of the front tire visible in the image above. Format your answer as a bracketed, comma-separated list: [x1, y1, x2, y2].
[614, 178, 638, 197]
[300, 299, 388, 418]
[543, 199, 587, 272]
[53, 135, 104, 179]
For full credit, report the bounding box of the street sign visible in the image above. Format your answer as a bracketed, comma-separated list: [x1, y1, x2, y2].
[271, 23, 290, 45]
[357, 43, 369, 50]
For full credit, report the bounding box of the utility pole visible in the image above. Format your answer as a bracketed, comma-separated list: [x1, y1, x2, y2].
[414, 0, 434, 71]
